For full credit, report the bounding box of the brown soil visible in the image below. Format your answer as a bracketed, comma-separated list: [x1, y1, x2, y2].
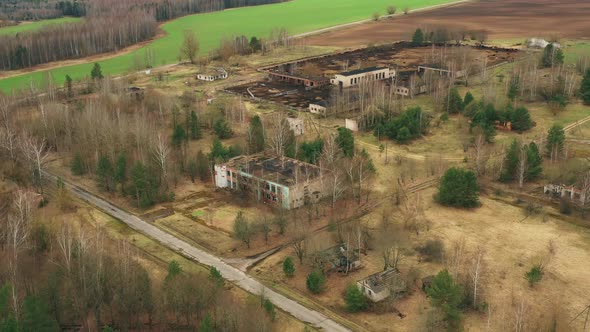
[304, 0, 590, 48]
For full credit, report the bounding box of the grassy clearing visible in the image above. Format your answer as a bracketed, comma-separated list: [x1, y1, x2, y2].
[0, 17, 80, 36]
[0, 0, 456, 92]
[563, 40, 590, 64]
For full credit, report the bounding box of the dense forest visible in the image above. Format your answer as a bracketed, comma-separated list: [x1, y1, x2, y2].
[0, 0, 285, 21]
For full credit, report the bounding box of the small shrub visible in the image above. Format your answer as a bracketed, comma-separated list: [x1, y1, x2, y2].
[386, 5, 397, 15]
[372, 12, 380, 21]
[209, 267, 224, 287]
[263, 298, 276, 321]
[524, 265, 543, 287]
[283, 256, 295, 277]
[306, 270, 326, 294]
[417, 239, 445, 262]
[524, 202, 542, 217]
[403, 6, 410, 14]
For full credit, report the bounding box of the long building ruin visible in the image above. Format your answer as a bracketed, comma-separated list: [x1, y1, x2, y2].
[214, 154, 328, 209]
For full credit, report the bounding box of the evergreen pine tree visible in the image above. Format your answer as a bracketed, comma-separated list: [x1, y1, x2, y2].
[508, 76, 519, 101]
[444, 88, 463, 114]
[20, 295, 59, 332]
[546, 125, 565, 157]
[336, 127, 355, 157]
[541, 44, 564, 68]
[282, 257, 295, 277]
[248, 115, 265, 153]
[71, 152, 85, 175]
[114, 152, 127, 192]
[130, 162, 153, 208]
[580, 69, 590, 105]
[436, 168, 479, 208]
[463, 91, 474, 109]
[500, 139, 519, 182]
[65, 74, 73, 98]
[510, 106, 533, 131]
[172, 124, 187, 148]
[90, 63, 103, 80]
[189, 110, 202, 139]
[344, 284, 368, 312]
[426, 270, 463, 328]
[412, 28, 424, 45]
[96, 155, 114, 191]
[213, 118, 233, 139]
[526, 142, 543, 181]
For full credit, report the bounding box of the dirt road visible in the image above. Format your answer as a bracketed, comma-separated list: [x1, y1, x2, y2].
[45, 172, 350, 332]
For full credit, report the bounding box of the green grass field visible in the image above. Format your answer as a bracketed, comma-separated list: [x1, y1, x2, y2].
[0, 17, 81, 36]
[0, 0, 456, 93]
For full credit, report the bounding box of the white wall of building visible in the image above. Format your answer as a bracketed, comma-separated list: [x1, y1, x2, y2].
[309, 103, 326, 114]
[214, 165, 229, 188]
[331, 67, 394, 88]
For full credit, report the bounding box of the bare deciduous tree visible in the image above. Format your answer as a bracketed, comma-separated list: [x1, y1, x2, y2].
[469, 246, 486, 309]
[180, 30, 200, 64]
[152, 133, 171, 189]
[19, 133, 49, 197]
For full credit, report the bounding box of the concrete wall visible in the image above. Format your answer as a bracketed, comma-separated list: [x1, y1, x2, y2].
[309, 103, 326, 115]
[357, 280, 390, 303]
[345, 119, 358, 132]
[214, 165, 229, 188]
[287, 117, 305, 136]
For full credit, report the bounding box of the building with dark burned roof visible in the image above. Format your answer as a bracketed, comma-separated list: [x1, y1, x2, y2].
[214, 153, 327, 209]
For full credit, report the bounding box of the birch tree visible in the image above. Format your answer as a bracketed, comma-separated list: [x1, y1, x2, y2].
[151, 133, 171, 189]
[517, 144, 528, 189]
[468, 246, 485, 309]
[19, 134, 49, 198]
[321, 134, 346, 207]
[267, 112, 294, 159]
[5, 189, 35, 316]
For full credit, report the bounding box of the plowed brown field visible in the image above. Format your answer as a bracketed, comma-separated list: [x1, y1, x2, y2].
[305, 0, 590, 47]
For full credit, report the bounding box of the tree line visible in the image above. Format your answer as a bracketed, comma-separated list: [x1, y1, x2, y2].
[0, 10, 156, 70]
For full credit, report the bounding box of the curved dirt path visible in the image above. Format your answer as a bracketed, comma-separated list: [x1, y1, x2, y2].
[45, 172, 351, 332]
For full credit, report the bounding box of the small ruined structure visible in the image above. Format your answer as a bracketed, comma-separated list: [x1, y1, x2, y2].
[126, 86, 145, 100]
[345, 119, 358, 132]
[309, 102, 327, 115]
[267, 71, 330, 88]
[286, 116, 305, 136]
[311, 243, 362, 274]
[330, 66, 394, 88]
[197, 68, 228, 81]
[214, 154, 327, 209]
[494, 120, 512, 131]
[418, 65, 466, 79]
[528, 38, 561, 49]
[357, 268, 402, 302]
[544, 184, 590, 206]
